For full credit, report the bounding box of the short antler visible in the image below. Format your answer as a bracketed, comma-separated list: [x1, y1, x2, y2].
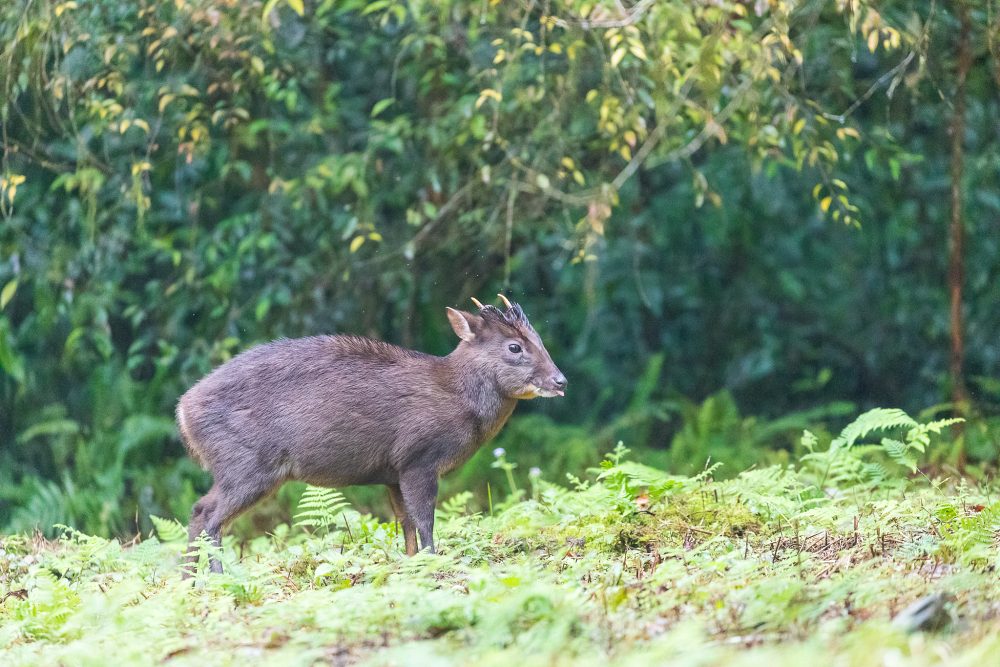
[470, 297, 485, 309]
[497, 293, 513, 309]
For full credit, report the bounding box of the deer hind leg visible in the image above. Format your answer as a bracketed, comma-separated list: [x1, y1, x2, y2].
[183, 485, 219, 578]
[185, 470, 281, 575]
[388, 484, 418, 556]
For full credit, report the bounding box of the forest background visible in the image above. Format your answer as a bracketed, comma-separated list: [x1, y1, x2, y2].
[1, 0, 998, 538]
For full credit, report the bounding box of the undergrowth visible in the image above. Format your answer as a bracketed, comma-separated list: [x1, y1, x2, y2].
[1, 409, 998, 666]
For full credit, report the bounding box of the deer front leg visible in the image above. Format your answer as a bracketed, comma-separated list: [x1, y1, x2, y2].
[399, 468, 438, 554]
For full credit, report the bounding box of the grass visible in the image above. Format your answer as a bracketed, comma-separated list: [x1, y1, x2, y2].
[1, 410, 998, 666]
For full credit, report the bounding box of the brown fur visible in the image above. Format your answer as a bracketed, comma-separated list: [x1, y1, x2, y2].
[178, 301, 565, 573]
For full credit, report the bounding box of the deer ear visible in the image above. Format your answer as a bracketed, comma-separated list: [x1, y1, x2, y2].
[446, 307, 480, 342]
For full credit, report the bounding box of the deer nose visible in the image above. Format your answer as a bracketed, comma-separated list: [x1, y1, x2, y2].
[552, 373, 567, 390]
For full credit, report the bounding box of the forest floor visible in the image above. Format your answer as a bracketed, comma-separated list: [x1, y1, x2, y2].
[2, 432, 999, 666]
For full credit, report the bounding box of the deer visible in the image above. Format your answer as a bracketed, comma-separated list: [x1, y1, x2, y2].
[176, 295, 566, 573]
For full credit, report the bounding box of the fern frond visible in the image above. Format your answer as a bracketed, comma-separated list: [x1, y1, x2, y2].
[881, 438, 918, 473]
[839, 408, 917, 448]
[294, 486, 350, 530]
[906, 418, 963, 452]
[439, 491, 475, 521]
[801, 429, 818, 452]
[150, 515, 187, 543]
[595, 461, 687, 500]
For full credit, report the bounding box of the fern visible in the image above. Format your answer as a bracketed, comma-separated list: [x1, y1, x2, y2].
[838, 408, 916, 448]
[293, 485, 350, 530]
[150, 515, 187, 543]
[800, 408, 958, 488]
[881, 438, 917, 472]
[906, 418, 964, 452]
[938, 502, 1000, 567]
[3, 408, 1000, 665]
[439, 491, 475, 521]
[595, 461, 687, 500]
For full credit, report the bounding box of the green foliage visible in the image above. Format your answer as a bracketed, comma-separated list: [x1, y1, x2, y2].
[2, 413, 1000, 664]
[800, 408, 962, 489]
[665, 390, 854, 475]
[1, 0, 999, 543]
[293, 486, 350, 532]
[150, 515, 187, 544]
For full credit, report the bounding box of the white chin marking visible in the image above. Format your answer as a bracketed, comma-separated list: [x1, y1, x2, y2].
[534, 388, 562, 398]
[515, 386, 565, 399]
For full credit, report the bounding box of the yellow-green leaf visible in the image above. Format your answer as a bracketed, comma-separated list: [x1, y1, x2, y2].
[349, 236, 365, 253]
[287, 0, 305, 16]
[371, 98, 395, 118]
[475, 88, 502, 108]
[0, 279, 17, 309]
[867, 30, 879, 53]
[820, 196, 832, 213]
[54, 2, 78, 17]
[610, 47, 626, 68]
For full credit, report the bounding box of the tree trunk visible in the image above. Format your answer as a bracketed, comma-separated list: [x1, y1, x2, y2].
[948, 0, 972, 453]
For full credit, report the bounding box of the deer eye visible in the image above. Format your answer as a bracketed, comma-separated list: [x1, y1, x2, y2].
[507, 343, 522, 354]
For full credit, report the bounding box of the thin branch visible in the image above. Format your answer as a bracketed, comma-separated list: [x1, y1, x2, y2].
[821, 50, 916, 123]
[553, 0, 656, 30]
[407, 179, 477, 250]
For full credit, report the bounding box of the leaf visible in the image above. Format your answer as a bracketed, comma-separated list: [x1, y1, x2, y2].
[839, 408, 917, 448]
[287, 0, 305, 16]
[889, 158, 901, 181]
[255, 298, 271, 321]
[371, 98, 395, 118]
[535, 173, 551, 190]
[16, 418, 80, 444]
[475, 88, 502, 108]
[882, 438, 917, 473]
[151, 515, 187, 543]
[867, 30, 879, 53]
[0, 279, 17, 310]
[610, 47, 626, 68]
[262, 0, 282, 24]
[349, 236, 365, 252]
[820, 196, 832, 213]
[295, 486, 350, 529]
